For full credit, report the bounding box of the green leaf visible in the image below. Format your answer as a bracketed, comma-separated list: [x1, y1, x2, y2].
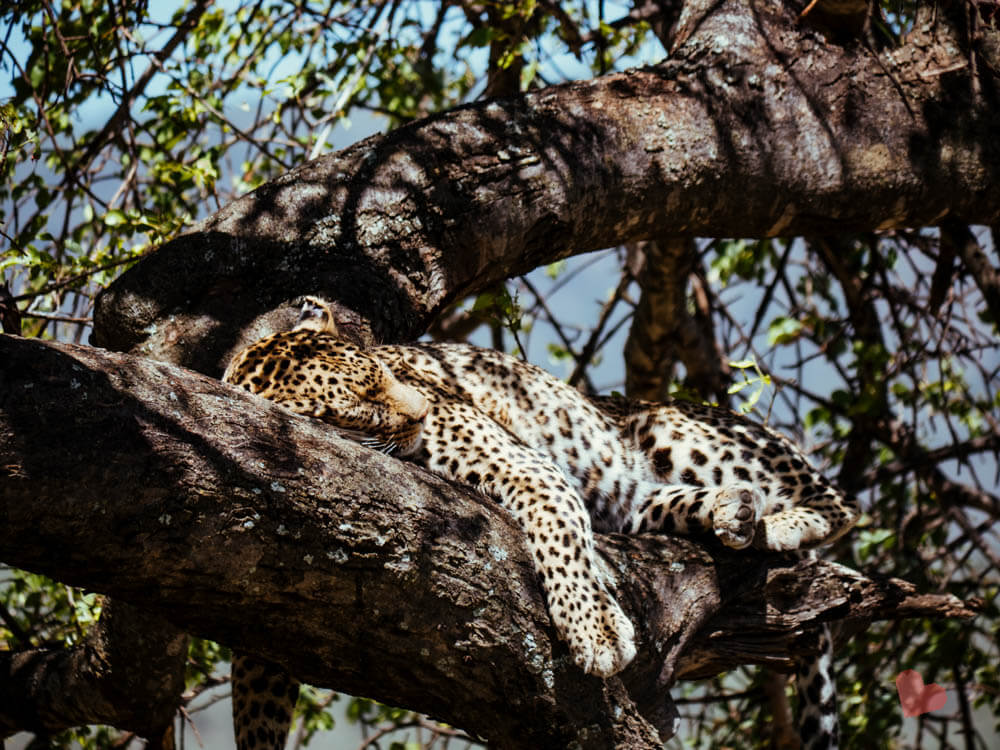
[103, 209, 126, 227]
[546, 342, 570, 361]
[767, 316, 803, 346]
[463, 26, 497, 48]
[545, 259, 566, 279]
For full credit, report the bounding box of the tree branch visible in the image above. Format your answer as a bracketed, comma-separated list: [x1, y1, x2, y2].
[870, 417, 1000, 519]
[93, 0, 1000, 371]
[0, 335, 977, 745]
[941, 220, 1000, 325]
[0, 600, 186, 741]
[623, 238, 731, 402]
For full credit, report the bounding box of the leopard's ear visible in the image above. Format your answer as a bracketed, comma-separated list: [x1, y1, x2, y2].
[295, 296, 338, 335]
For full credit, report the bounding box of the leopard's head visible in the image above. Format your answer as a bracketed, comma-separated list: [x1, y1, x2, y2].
[293, 295, 338, 334]
[224, 298, 428, 456]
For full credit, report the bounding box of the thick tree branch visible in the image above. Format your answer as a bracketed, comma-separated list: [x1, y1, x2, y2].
[0, 335, 977, 745]
[93, 0, 1000, 372]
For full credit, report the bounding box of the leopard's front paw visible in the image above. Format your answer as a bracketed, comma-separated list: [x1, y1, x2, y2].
[560, 589, 636, 678]
[753, 509, 816, 551]
[712, 483, 764, 549]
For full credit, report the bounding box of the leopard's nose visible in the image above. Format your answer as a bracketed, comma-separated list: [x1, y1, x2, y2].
[414, 395, 429, 421]
[398, 383, 429, 422]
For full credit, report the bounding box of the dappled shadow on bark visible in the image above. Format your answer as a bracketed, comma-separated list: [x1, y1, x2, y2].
[89, 230, 407, 374]
[92, 0, 1000, 378]
[0, 336, 337, 608]
[1, 335, 667, 746]
[94, 93, 628, 371]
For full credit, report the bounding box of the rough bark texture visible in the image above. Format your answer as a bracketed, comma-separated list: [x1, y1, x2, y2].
[0, 600, 186, 740]
[0, 335, 978, 746]
[92, 0, 1000, 375]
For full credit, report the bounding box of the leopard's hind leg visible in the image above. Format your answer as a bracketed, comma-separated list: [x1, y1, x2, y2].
[619, 481, 765, 549]
[753, 490, 859, 551]
[619, 480, 857, 552]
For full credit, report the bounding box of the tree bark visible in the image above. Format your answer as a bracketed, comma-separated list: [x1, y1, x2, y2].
[0, 335, 977, 746]
[0, 599, 186, 740]
[93, 0, 1000, 373]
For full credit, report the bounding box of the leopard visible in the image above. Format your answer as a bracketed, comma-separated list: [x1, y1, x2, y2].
[222, 297, 859, 750]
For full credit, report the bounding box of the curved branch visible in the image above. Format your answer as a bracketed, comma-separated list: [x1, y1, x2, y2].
[0, 335, 977, 745]
[93, 0, 1000, 371]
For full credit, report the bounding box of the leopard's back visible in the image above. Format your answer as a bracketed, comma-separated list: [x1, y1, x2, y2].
[377, 342, 857, 548]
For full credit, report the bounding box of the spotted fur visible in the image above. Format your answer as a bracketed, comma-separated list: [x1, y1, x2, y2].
[230, 655, 299, 750]
[797, 627, 839, 750]
[223, 298, 859, 749]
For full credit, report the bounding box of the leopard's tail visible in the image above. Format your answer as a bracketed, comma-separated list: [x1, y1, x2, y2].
[232, 653, 300, 750]
[796, 624, 839, 750]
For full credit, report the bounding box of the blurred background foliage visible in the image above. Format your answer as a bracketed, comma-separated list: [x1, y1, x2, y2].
[1, 0, 998, 748]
